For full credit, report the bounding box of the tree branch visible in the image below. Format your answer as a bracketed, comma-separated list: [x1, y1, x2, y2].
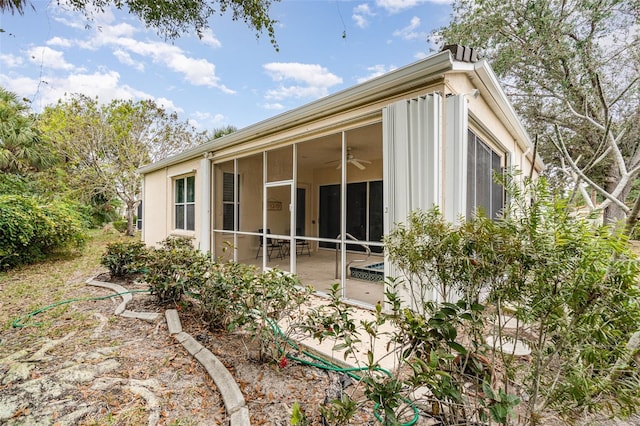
[550, 128, 630, 213]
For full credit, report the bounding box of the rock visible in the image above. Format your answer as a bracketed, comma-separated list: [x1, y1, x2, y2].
[2, 362, 33, 385]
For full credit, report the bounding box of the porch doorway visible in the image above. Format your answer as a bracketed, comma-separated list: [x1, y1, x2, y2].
[263, 182, 293, 273]
[318, 181, 383, 253]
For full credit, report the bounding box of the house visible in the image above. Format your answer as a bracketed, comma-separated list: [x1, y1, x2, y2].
[138, 46, 541, 308]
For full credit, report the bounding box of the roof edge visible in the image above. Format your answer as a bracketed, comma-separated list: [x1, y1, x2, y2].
[139, 51, 455, 175]
[470, 61, 544, 170]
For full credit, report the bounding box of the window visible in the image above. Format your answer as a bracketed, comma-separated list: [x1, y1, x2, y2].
[222, 172, 239, 231]
[467, 130, 504, 219]
[136, 202, 143, 230]
[175, 176, 195, 230]
[319, 180, 383, 252]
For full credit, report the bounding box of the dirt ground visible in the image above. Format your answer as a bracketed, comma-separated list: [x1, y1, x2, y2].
[1, 233, 638, 426]
[0, 272, 376, 426]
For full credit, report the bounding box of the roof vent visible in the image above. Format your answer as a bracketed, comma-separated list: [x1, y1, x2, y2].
[441, 44, 478, 63]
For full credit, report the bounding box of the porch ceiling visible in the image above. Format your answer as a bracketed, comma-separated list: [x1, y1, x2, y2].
[297, 122, 382, 169]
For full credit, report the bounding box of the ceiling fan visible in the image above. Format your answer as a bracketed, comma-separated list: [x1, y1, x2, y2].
[326, 147, 372, 170]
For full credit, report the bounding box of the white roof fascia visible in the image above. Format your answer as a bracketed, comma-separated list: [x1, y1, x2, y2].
[139, 51, 455, 175]
[466, 60, 533, 153]
[449, 59, 543, 170]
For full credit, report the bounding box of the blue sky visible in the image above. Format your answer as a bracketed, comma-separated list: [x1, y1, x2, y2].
[0, 0, 453, 130]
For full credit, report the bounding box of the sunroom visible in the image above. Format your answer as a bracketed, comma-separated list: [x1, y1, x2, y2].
[138, 46, 538, 308]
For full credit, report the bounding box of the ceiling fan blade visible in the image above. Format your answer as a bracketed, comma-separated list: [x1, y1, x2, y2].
[351, 159, 366, 170]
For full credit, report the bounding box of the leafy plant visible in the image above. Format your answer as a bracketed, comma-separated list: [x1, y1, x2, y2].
[318, 394, 358, 426]
[199, 261, 310, 362]
[144, 236, 211, 304]
[100, 239, 148, 278]
[112, 219, 128, 234]
[480, 382, 521, 424]
[0, 194, 86, 270]
[302, 173, 639, 425]
[487, 175, 640, 421]
[290, 401, 308, 426]
[301, 279, 488, 425]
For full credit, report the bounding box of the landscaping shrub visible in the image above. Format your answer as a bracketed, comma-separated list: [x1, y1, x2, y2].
[0, 194, 86, 270]
[100, 239, 148, 278]
[302, 173, 640, 425]
[112, 219, 128, 233]
[144, 236, 210, 304]
[197, 261, 257, 330]
[199, 262, 310, 362]
[40, 200, 87, 251]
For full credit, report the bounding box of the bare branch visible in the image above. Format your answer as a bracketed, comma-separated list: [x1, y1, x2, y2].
[550, 128, 630, 213]
[565, 101, 605, 131]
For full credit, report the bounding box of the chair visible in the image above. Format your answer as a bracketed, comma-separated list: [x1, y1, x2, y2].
[256, 229, 283, 260]
[295, 227, 311, 256]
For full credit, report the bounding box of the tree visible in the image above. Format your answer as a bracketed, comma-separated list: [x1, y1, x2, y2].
[39, 95, 209, 236]
[1, 0, 279, 49]
[438, 0, 640, 232]
[211, 124, 237, 139]
[0, 87, 54, 174]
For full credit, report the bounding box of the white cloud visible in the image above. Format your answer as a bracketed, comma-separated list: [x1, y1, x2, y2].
[263, 62, 343, 101]
[199, 28, 222, 48]
[0, 53, 24, 68]
[0, 70, 151, 112]
[46, 36, 73, 48]
[155, 97, 183, 113]
[27, 46, 76, 71]
[376, 0, 420, 13]
[352, 4, 375, 29]
[51, 14, 88, 30]
[46, 7, 231, 93]
[261, 102, 285, 111]
[113, 49, 145, 71]
[393, 16, 426, 40]
[376, 0, 451, 13]
[81, 26, 234, 93]
[264, 62, 342, 87]
[189, 111, 227, 129]
[356, 64, 397, 83]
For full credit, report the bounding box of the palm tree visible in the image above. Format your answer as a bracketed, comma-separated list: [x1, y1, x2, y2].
[0, 0, 28, 14]
[0, 87, 52, 174]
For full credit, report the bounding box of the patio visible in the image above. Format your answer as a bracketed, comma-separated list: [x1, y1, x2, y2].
[246, 248, 386, 307]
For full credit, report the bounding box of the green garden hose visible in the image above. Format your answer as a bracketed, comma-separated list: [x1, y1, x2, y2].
[11, 289, 150, 328]
[12, 293, 419, 425]
[265, 317, 420, 426]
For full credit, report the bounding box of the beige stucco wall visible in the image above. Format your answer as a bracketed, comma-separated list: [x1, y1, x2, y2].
[445, 72, 536, 176]
[142, 158, 202, 248]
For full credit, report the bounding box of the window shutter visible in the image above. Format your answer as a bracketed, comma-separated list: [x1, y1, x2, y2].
[444, 94, 468, 222]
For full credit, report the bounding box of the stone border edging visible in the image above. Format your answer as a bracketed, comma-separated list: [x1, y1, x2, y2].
[165, 310, 250, 425]
[86, 277, 250, 425]
[85, 278, 161, 321]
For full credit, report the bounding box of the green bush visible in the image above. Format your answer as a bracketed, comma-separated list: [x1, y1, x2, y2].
[101, 239, 148, 278]
[112, 220, 128, 233]
[199, 262, 309, 362]
[198, 261, 257, 330]
[144, 236, 210, 304]
[40, 201, 87, 251]
[0, 195, 86, 270]
[304, 173, 640, 425]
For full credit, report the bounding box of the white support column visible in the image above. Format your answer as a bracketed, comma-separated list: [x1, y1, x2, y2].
[199, 154, 211, 253]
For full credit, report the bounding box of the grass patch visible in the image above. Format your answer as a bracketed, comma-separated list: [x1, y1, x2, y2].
[0, 230, 138, 331]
